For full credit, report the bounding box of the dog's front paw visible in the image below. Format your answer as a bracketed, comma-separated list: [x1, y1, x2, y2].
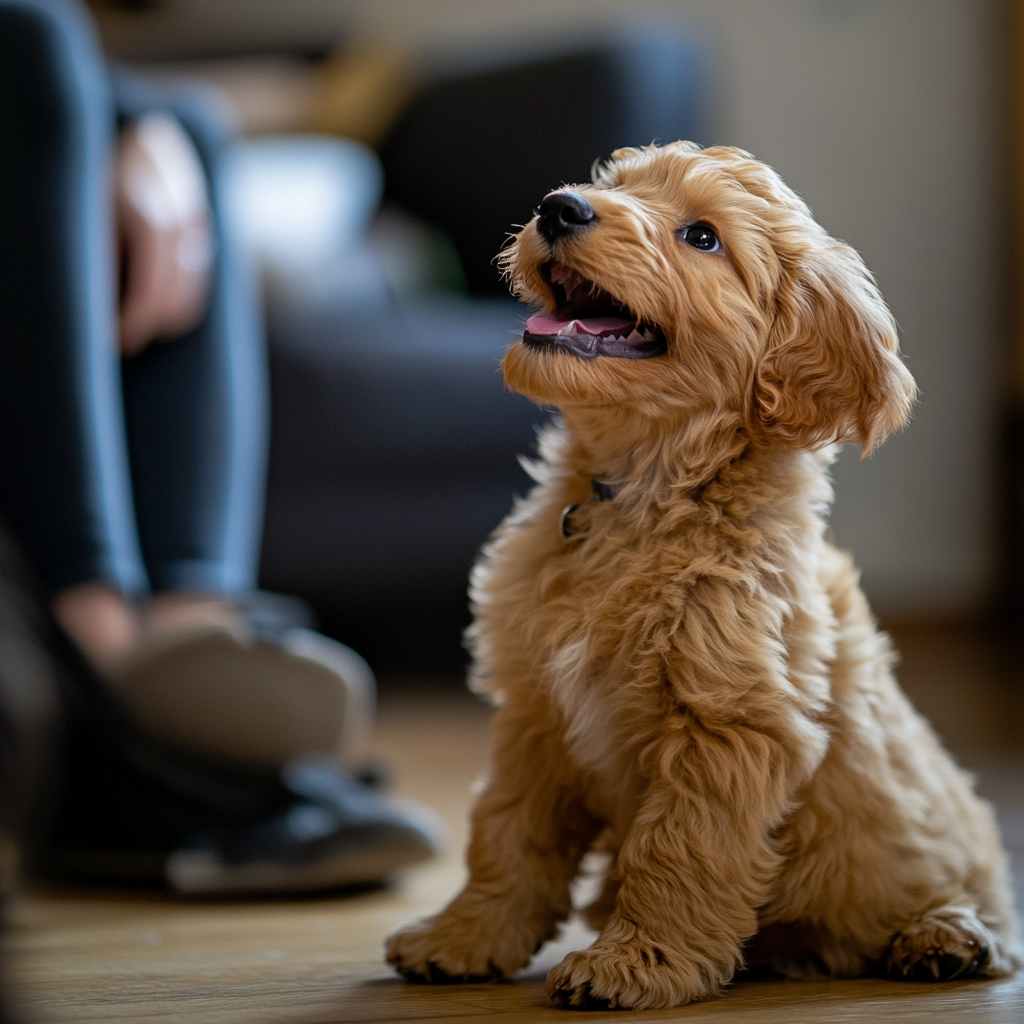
[886, 906, 1008, 982]
[387, 904, 549, 985]
[546, 942, 720, 1011]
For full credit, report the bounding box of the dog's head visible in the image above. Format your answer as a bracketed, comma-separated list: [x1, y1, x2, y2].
[501, 142, 916, 453]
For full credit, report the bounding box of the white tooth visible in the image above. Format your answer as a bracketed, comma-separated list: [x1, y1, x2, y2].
[626, 329, 642, 342]
[641, 328, 654, 341]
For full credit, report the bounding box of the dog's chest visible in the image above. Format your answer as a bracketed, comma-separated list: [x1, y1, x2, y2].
[513, 488, 696, 769]
[529, 482, 702, 635]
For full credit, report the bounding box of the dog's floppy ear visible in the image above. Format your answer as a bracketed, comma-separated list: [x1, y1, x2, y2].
[752, 238, 916, 453]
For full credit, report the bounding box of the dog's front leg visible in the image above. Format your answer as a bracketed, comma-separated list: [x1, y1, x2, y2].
[387, 691, 602, 983]
[547, 722, 793, 1010]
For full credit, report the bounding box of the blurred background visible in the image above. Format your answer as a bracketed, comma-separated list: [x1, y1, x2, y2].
[4, 5, 1022, 1019]
[88, 0, 1023, 673]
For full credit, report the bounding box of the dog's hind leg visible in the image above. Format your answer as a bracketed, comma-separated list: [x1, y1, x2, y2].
[386, 689, 603, 984]
[886, 905, 1017, 982]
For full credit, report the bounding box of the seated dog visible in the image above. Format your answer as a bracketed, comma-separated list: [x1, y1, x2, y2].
[386, 142, 1020, 1010]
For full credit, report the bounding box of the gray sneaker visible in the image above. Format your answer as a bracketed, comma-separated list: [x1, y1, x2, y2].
[167, 758, 445, 895]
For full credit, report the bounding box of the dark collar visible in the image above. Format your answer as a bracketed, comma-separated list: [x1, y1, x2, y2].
[562, 479, 616, 539]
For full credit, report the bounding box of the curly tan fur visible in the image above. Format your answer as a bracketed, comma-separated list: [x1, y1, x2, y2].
[386, 142, 1020, 1010]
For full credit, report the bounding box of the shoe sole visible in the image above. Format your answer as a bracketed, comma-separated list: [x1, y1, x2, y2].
[166, 829, 436, 895]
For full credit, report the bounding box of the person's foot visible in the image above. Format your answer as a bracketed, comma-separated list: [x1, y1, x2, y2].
[41, 745, 442, 896]
[41, 583, 430, 896]
[167, 758, 443, 895]
[55, 587, 374, 771]
[52, 582, 141, 671]
[141, 590, 243, 638]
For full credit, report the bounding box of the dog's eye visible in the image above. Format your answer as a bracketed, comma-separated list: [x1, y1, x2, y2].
[679, 223, 720, 253]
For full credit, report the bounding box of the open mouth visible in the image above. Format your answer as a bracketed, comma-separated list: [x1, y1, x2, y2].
[522, 262, 667, 360]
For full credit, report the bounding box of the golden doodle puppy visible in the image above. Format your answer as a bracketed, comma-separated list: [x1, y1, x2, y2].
[386, 142, 1020, 1010]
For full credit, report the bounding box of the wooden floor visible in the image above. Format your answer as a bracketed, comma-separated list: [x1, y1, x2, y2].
[4, 625, 1023, 1023]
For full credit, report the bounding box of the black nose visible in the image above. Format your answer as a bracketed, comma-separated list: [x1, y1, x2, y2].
[536, 191, 596, 243]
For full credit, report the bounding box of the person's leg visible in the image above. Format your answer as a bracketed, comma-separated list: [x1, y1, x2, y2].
[0, 16, 373, 770]
[113, 69, 269, 603]
[0, 0, 147, 663]
[105, 73, 376, 770]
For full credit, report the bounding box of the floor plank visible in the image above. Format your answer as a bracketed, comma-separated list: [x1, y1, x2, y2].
[4, 632, 1022, 1023]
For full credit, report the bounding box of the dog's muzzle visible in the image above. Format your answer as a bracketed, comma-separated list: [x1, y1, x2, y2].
[536, 191, 596, 244]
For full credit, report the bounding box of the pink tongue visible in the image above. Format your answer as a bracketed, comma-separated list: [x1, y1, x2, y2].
[526, 315, 634, 337]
